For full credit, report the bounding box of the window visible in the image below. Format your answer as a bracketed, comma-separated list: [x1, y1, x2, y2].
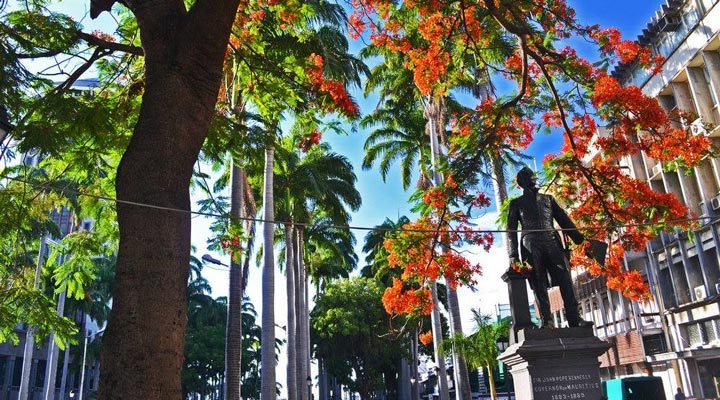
[34, 360, 46, 388]
[687, 323, 703, 346]
[703, 319, 718, 342]
[0, 356, 5, 387]
[682, 2, 701, 29]
[684, 318, 720, 347]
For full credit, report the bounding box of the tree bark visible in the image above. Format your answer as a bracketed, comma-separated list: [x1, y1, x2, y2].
[226, 164, 245, 400]
[425, 96, 450, 400]
[430, 283, 450, 400]
[297, 230, 310, 400]
[98, 2, 241, 399]
[486, 366, 497, 400]
[262, 146, 277, 400]
[286, 224, 298, 400]
[446, 289, 472, 400]
[490, 156, 509, 244]
[295, 229, 304, 400]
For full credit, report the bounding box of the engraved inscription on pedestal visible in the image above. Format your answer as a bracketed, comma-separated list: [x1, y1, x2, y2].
[531, 373, 601, 400]
[498, 328, 610, 400]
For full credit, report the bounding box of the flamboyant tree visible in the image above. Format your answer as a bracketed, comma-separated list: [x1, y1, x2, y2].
[352, 0, 712, 321]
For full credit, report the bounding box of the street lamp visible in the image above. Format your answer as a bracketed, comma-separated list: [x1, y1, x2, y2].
[496, 336, 509, 353]
[78, 327, 105, 400]
[202, 253, 229, 267]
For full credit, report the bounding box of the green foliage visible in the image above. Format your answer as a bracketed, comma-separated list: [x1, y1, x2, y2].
[183, 269, 265, 400]
[46, 230, 109, 300]
[439, 310, 510, 371]
[311, 277, 407, 399]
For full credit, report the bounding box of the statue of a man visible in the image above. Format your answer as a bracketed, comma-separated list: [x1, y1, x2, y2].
[507, 167, 592, 328]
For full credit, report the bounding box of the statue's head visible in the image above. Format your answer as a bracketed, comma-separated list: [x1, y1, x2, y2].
[516, 166, 536, 190]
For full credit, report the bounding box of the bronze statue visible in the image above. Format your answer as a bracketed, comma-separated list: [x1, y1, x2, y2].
[507, 167, 592, 328]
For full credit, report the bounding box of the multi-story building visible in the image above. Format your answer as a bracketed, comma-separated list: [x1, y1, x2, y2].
[550, 0, 720, 398]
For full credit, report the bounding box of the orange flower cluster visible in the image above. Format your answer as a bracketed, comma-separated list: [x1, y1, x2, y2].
[407, 45, 450, 96]
[571, 243, 652, 302]
[418, 331, 433, 346]
[349, 0, 706, 305]
[306, 54, 359, 117]
[451, 99, 535, 151]
[382, 278, 434, 315]
[381, 174, 491, 316]
[589, 74, 711, 166]
[297, 129, 322, 153]
[221, 235, 242, 250]
[592, 28, 663, 71]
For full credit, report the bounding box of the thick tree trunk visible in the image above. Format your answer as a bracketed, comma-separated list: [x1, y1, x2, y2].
[286, 224, 298, 400]
[226, 164, 245, 400]
[262, 147, 277, 400]
[97, 2, 241, 399]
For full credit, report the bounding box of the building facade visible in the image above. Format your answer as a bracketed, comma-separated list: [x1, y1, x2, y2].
[551, 0, 720, 398]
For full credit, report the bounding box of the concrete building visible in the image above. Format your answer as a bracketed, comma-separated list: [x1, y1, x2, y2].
[550, 0, 720, 398]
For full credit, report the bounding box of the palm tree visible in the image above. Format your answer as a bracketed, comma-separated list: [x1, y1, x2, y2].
[360, 216, 410, 285]
[227, 163, 247, 400]
[274, 142, 361, 400]
[361, 47, 453, 400]
[261, 145, 277, 400]
[440, 311, 510, 400]
[361, 99, 430, 191]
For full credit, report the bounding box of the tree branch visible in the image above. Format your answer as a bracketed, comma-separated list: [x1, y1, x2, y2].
[77, 31, 144, 56]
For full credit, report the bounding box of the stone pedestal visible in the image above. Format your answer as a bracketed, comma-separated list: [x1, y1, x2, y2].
[498, 327, 610, 400]
[501, 268, 533, 345]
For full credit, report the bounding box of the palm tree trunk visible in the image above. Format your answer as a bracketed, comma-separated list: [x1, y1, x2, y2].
[59, 345, 71, 400]
[295, 229, 307, 400]
[490, 156, 509, 244]
[261, 146, 277, 400]
[411, 328, 420, 400]
[430, 283, 450, 400]
[424, 96, 450, 400]
[446, 290, 472, 400]
[286, 223, 298, 400]
[486, 366, 497, 400]
[298, 230, 311, 400]
[226, 163, 245, 400]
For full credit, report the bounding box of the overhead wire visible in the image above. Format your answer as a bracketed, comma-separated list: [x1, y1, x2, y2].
[2, 174, 713, 235]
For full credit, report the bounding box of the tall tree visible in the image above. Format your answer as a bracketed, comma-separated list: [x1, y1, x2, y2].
[261, 145, 276, 400]
[227, 163, 246, 400]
